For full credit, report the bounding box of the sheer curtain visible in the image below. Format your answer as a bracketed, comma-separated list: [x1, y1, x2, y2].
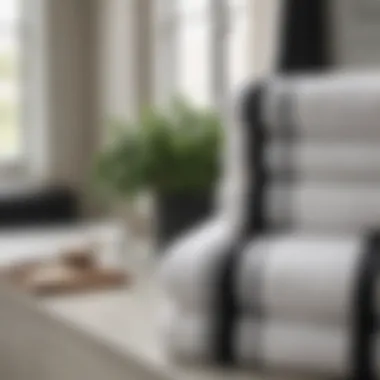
[155, 0, 250, 107]
[177, 0, 212, 106]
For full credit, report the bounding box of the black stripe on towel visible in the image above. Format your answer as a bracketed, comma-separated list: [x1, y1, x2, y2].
[241, 81, 268, 237]
[352, 230, 380, 380]
[214, 82, 267, 365]
[214, 241, 248, 365]
[272, 83, 297, 230]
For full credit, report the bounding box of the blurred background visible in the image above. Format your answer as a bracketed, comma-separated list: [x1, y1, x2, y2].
[0, 0, 380, 247]
[2, 2, 380, 379]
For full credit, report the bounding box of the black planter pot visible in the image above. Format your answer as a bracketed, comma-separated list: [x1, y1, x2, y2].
[155, 191, 214, 251]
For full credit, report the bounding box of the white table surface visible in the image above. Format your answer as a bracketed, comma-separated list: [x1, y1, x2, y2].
[0, 224, 310, 380]
[41, 247, 314, 380]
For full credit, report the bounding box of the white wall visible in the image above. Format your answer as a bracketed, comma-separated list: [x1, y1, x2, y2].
[97, 0, 136, 125]
[249, 0, 281, 77]
[97, 0, 153, 129]
[43, 0, 98, 189]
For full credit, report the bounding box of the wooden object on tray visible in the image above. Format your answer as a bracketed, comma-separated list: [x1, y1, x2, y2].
[1, 247, 130, 296]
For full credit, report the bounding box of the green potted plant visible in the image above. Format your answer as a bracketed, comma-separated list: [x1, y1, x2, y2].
[95, 97, 224, 249]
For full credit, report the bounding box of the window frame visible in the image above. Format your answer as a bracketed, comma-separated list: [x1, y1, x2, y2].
[0, 0, 25, 174]
[0, 0, 45, 180]
[154, 0, 249, 113]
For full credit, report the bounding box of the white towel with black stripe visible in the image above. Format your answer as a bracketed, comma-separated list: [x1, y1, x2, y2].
[261, 74, 380, 232]
[267, 183, 380, 233]
[265, 73, 380, 141]
[161, 228, 379, 325]
[267, 141, 380, 184]
[160, 75, 380, 377]
[161, 307, 380, 378]
[161, 218, 239, 311]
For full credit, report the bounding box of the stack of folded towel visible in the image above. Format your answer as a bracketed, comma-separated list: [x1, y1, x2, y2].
[160, 74, 380, 379]
[264, 74, 380, 233]
[160, 222, 380, 378]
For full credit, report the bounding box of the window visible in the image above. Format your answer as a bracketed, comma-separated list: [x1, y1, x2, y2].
[228, 0, 249, 93]
[0, 0, 22, 162]
[155, 0, 250, 110]
[177, 0, 212, 106]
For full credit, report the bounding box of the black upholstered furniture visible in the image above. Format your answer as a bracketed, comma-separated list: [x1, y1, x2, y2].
[0, 185, 79, 228]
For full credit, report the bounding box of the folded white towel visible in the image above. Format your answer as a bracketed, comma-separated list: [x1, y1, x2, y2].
[162, 309, 380, 378]
[161, 218, 238, 313]
[267, 141, 380, 183]
[161, 231, 378, 326]
[265, 74, 380, 141]
[267, 183, 380, 233]
[237, 235, 363, 324]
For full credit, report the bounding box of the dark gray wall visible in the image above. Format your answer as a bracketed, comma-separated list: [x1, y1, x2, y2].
[333, 0, 380, 68]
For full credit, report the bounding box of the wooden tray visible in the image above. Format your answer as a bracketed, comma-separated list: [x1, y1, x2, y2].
[1, 250, 130, 296]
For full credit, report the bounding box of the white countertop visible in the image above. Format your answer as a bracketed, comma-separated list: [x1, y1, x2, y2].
[42, 272, 258, 380]
[40, 248, 312, 380]
[0, 224, 309, 380]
